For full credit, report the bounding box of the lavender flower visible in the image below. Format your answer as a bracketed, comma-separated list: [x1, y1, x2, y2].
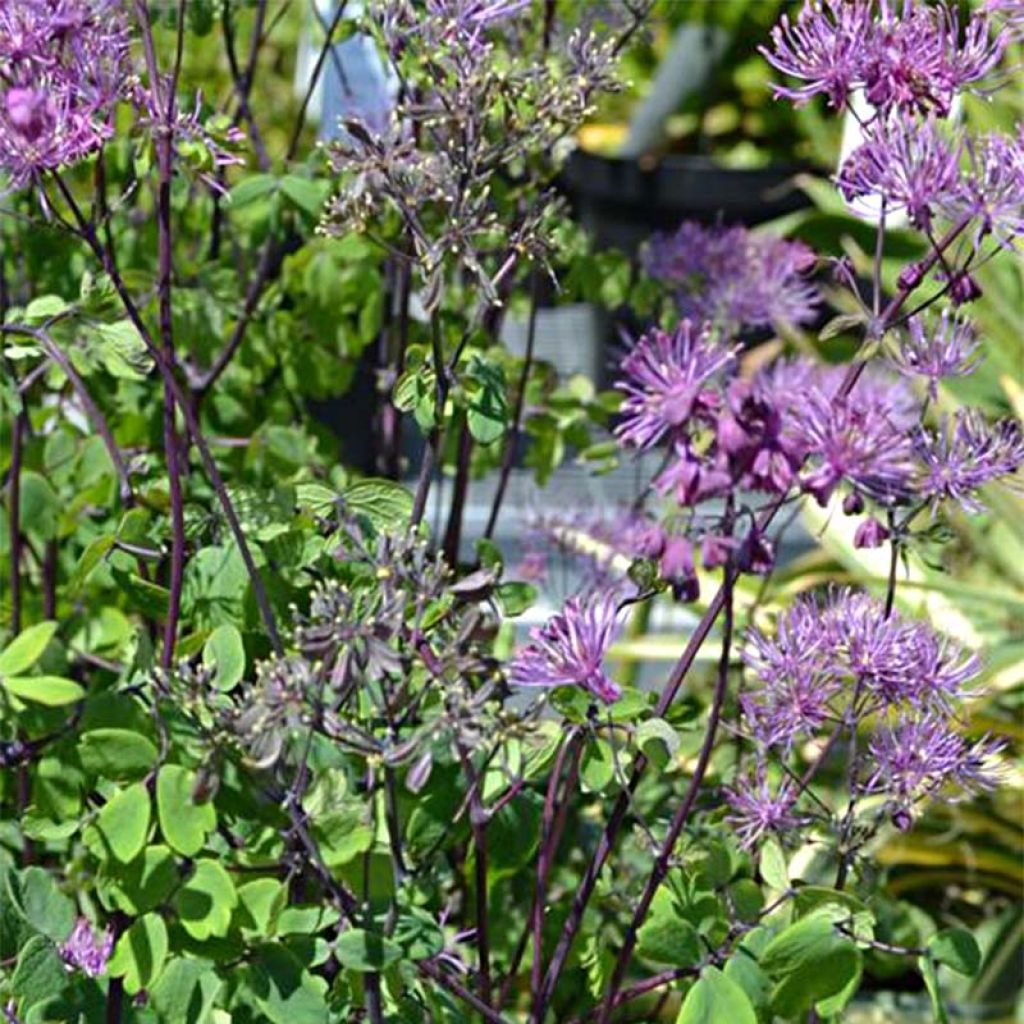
[60, 917, 113, 978]
[641, 223, 819, 333]
[889, 310, 981, 399]
[915, 409, 1024, 512]
[759, 0, 874, 109]
[838, 116, 962, 230]
[0, 0, 131, 187]
[943, 131, 1024, 248]
[508, 590, 623, 704]
[653, 440, 732, 507]
[614, 322, 734, 450]
[861, 714, 1005, 824]
[762, 0, 1005, 116]
[853, 516, 889, 549]
[725, 770, 805, 849]
[794, 391, 917, 506]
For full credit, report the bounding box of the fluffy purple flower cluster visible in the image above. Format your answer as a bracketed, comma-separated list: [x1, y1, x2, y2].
[616, 327, 1023, 526]
[60, 917, 113, 978]
[642, 222, 821, 334]
[0, 0, 131, 187]
[761, 0, 1006, 116]
[507, 590, 624, 705]
[729, 588, 1004, 844]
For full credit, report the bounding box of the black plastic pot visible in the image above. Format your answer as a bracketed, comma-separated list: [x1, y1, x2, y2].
[561, 150, 814, 252]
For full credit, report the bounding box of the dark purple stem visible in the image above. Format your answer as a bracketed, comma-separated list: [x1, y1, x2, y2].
[596, 573, 736, 1020]
[483, 271, 539, 542]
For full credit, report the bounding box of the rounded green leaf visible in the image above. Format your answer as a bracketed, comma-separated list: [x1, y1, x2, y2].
[78, 729, 157, 780]
[11, 935, 68, 1011]
[175, 859, 237, 940]
[236, 879, 287, 936]
[202, 625, 246, 692]
[157, 765, 216, 856]
[95, 783, 151, 863]
[0, 621, 57, 676]
[3, 675, 85, 706]
[8, 866, 75, 942]
[108, 912, 168, 994]
[334, 928, 402, 972]
[676, 966, 757, 1024]
[928, 928, 981, 976]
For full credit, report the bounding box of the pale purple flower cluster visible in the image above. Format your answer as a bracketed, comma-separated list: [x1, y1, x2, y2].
[761, 0, 1006, 116]
[384, 0, 528, 67]
[914, 410, 1024, 513]
[861, 714, 1004, 827]
[508, 590, 623, 704]
[889, 310, 981, 399]
[641, 222, 820, 334]
[0, 0, 131, 187]
[724, 771, 806, 849]
[60, 916, 113, 978]
[731, 587, 1004, 839]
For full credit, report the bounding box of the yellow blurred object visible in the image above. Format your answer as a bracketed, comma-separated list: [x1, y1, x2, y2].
[577, 122, 628, 155]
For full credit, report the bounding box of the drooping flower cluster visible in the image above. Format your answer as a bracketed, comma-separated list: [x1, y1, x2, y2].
[508, 590, 624, 704]
[729, 588, 1004, 844]
[324, 1, 622, 308]
[60, 917, 113, 978]
[641, 222, 821, 334]
[761, 0, 1006, 116]
[0, 0, 132, 187]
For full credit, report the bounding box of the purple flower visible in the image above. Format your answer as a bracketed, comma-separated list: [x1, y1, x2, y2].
[508, 590, 623, 704]
[614, 322, 734, 450]
[794, 391, 917, 506]
[763, 1, 1005, 116]
[659, 536, 699, 602]
[986, 0, 1024, 39]
[915, 409, 1024, 512]
[889, 310, 982, 399]
[0, 0, 131, 187]
[653, 440, 733, 507]
[838, 116, 962, 230]
[60, 917, 113, 978]
[642, 223, 819, 333]
[861, 714, 1005, 821]
[725, 770, 805, 849]
[853, 516, 890, 549]
[760, 0, 873, 109]
[942, 131, 1024, 248]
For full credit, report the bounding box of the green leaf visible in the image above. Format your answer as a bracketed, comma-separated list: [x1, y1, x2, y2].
[149, 958, 221, 1024]
[637, 892, 702, 968]
[229, 173, 278, 208]
[494, 581, 536, 617]
[334, 928, 403, 972]
[0, 621, 57, 675]
[246, 945, 330, 1024]
[78, 729, 157, 780]
[157, 765, 217, 856]
[110, 568, 170, 619]
[676, 966, 757, 1024]
[23, 295, 69, 324]
[10, 935, 68, 1011]
[919, 954, 950, 1024]
[97, 845, 178, 915]
[759, 838, 788, 891]
[280, 175, 327, 218]
[928, 928, 982, 977]
[760, 913, 863, 1018]
[342, 478, 413, 529]
[202, 625, 246, 691]
[636, 718, 680, 769]
[175, 859, 237, 940]
[2, 675, 84, 707]
[580, 738, 616, 793]
[312, 805, 374, 869]
[108, 912, 168, 995]
[729, 879, 765, 923]
[8, 867, 75, 942]
[95, 783, 151, 863]
[236, 879, 287, 936]
[392, 909, 444, 961]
